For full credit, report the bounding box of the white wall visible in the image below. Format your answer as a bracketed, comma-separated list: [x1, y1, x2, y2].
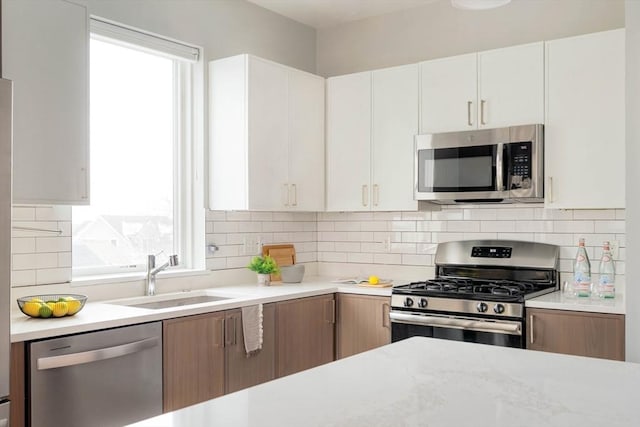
[625, 0, 639, 363]
[316, 0, 625, 76]
[82, 0, 317, 72]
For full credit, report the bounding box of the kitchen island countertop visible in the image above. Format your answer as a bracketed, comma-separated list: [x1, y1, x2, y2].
[129, 336, 640, 427]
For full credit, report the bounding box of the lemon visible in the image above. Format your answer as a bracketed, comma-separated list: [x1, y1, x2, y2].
[23, 301, 42, 317]
[52, 301, 69, 317]
[66, 299, 82, 315]
[368, 275, 379, 285]
[39, 305, 53, 318]
[29, 297, 44, 304]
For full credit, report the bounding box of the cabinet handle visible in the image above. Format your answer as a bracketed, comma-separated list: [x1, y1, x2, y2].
[547, 177, 554, 203]
[282, 183, 289, 207]
[80, 167, 88, 200]
[467, 101, 473, 126]
[529, 314, 535, 344]
[480, 100, 487, 125]
[214, 317, 224, 348]
[373, 184, 379, 207]
[362, 185, 368, 207]
[382, 303, 390, 329]
[291, 183, 297, 207]
[225, 315, 237, 347]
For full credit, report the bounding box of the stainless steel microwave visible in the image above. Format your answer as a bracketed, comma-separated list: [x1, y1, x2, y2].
[414, 124, 544, 204]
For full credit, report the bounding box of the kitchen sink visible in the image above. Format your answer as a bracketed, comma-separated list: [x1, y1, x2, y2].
[107, 291, 239, 310]
[127, 295, 230, 309]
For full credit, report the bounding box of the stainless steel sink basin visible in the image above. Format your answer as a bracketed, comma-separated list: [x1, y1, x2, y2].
[108, 292, 236, 310]
[127, 295, 230, 310]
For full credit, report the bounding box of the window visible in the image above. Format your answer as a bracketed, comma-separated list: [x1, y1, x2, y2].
[72, 19, 204, 278]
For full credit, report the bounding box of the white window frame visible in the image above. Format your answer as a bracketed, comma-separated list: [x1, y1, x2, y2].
[72, 17, 205, 280]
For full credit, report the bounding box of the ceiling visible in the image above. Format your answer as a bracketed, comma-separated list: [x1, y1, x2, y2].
[246, 0, 440, 29]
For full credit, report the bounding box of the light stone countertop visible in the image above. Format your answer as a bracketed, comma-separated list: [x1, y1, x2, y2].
[525, 290, 625, 314]
[10, 278, 393, 342]
[129, 336, 640, 427]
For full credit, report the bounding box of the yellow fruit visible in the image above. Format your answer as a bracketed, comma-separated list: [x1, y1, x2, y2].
[66, 299, 82, 315]
[52, 301, 69, 317]
[46, 302, 56, 310]
[23, 301, 42, 317]
[39, 305, 53, 318]
[368, 275, 379, 285]
[29, 297, 44, 304]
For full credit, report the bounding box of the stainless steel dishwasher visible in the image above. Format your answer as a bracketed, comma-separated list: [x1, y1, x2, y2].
[29, 322, 162, 427]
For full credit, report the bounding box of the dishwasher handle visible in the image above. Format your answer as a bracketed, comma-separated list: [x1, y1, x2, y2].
[37, 336, 159, 370]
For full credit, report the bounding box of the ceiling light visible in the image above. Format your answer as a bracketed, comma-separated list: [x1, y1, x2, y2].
[451, 0, 511, 10]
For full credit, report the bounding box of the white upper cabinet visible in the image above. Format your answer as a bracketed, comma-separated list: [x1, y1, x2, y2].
[371, 64, 419, 211]
[2, 0, 89, 204]
[326, 72, 372, 212]
[544, 29, 625, 209]
[420, 53, 477, 134]
[209, 55, 325, 211]
[420, 42, 544, 133]
[326, 64, 418, 212]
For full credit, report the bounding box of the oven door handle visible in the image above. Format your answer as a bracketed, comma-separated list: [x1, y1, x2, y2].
[389, 312, 522, 336]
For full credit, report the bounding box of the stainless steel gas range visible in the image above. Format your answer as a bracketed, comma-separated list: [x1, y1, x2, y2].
[390, 240, 559, 348]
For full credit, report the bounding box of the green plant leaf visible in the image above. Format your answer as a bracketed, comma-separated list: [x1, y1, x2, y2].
[247, 255, 280, 274]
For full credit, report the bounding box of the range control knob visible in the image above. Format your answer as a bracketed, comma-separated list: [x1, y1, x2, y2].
[477, 302, 488, 313]
[494, 304, 505, 314]
[404, 297, 414, 307]
[418, 298, 428, 308]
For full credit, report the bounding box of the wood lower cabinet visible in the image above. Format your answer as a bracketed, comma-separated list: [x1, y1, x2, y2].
[526, 308, 625, 361]
[163, 312, 225, 411]
[336, 294, 390, 359]
[10, 342, 25, 427]
[275, 294, 335, 378]
[225, 304, 276, 394]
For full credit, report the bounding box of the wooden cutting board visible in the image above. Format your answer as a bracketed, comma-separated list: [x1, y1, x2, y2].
[262, 244, 296, 282]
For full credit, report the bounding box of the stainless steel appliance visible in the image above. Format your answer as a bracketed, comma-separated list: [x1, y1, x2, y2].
[390, 240, 559, 348]
[414, 124, 544, 204]
[0, 78, 13, 426]
[29, 322, 163, 427]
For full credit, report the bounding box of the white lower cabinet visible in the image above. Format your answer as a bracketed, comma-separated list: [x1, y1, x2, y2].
[327, 64, 419, 212]
[544, 29, 625, 209]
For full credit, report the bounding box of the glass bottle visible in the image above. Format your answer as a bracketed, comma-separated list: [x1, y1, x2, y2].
[573, 238, 591, 297]
[596, 241, 616, 298]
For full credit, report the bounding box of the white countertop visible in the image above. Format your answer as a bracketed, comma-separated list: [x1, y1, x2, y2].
[525, 290, 626, 314]
[10, 278, 392, 342]
[129, 337, 640, 427]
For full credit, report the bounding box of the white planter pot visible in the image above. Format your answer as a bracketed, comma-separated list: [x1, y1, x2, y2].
[257, 273, 271, 286]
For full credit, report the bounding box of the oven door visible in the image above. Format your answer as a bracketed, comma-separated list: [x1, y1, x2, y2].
[390, 311, 524, 348]
[415, 132, 508, 202]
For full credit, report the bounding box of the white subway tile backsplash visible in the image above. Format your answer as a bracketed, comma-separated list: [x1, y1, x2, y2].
[11, 203, 627, 286]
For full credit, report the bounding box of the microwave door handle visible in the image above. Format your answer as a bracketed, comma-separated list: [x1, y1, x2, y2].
[496, 143, 505, 191]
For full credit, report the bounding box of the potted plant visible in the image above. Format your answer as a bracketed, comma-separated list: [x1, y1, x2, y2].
[247, 255, 279, 286]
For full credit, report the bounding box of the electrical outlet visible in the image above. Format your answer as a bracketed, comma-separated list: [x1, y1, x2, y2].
[610, 240, 619, 259]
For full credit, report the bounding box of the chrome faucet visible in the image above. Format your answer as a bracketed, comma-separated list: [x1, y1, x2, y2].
[146, 254, 179, 296]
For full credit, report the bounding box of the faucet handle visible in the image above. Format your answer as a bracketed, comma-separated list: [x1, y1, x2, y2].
[169, 254, 179, 266]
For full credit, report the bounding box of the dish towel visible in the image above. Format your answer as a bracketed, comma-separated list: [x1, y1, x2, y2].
[241, 304, 263, 357]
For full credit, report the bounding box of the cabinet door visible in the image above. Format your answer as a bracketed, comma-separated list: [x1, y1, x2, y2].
[276, 294, 335, 378]
[544, 29, 625, 209]
[372, 64, 419, 211]
[336, 294, 391, 359]
[10, 342, 25, 427]
[2, 0, 89, 204]
[163, 312, 225, 412]
[225, 304, 276, 394]
[288, 70, 325, 211]
[478, 42, 544, 129]
[326, 72, 372, 211]
[527, 308, 625, 361]
[419, 53, 477, 133]
[247, 57, 289, 210]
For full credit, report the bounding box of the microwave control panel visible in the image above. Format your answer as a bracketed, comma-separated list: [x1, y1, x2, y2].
[507, 142, 532, 189]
